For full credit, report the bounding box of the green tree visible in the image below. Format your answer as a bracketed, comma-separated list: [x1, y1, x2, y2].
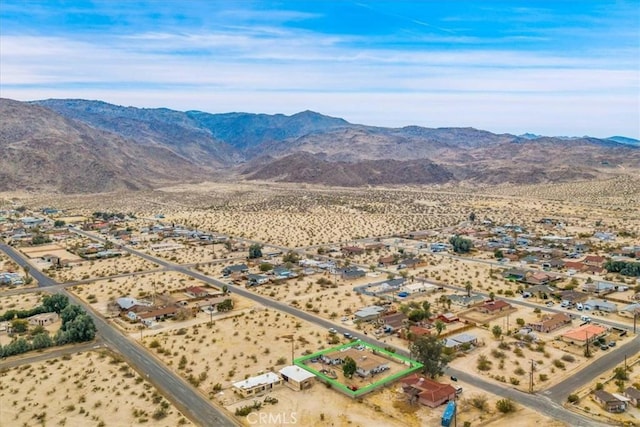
[10, 318, 29, 333]
[469, 212, 476, 223]
[31, 332, 54, 350]
[259, 262, 273, 272]
[410, 335, 449, 379]
[282, 251, 300, 263]
[343, 356, 357, 378]
[465, 282, 473, 297]
[54, 220, 66, 227]
[613, 367, 629, 381]
[217, 299, 234, 312]
[41, 294, 69, 314]
[492, 325, 502, 339]
[249, 244, 263, 259]
[449, 236, 473, 254]
[494, 249, 504, 259]
[60, 304, 84, 328]
[64, 314, 96, 342]
[421, 301, 432, 319]
[408, 309, 426, 322]
[434, 320, 446, 336]
[222, 285, 229, 295]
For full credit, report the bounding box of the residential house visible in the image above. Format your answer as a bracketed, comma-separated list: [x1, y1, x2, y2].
[476, 299, 513, 315]
[341, 246, 364, 256]
[0, 272, 24, 286]
[247, 274, 269, 287]
[619, 303, 640, 318]
[401, 374, 457, 408]
[353, 305, 386, 322]
[593, 390, 626, 413]
[526, 284, 557, 299]
[402, 258, 425, 269]
[378, 255, 395, 266]
[279, 366, 315, 391]
[115, 297, 150, 311]
[583, 255, 606, 266]
[136, 306, 180, 325]
[272, 266, 297, 280]
[529, 313, 572, 333]
[222, 264, 249, 276]
[447, 294, 485, 307]
[542, 259, 565, 269]
[525, 272, 558, 286]
[564, 261, 587, 273]
[436, 312, 459, 323]
[400, 282, 439, 295]
[340, 266, 366, 280]
[185, 286, 209, 299]
[430, 243, 449, 252]
[402, 325, 431, 340]
[444, 333, 478, 350]
[381, 312, 407, 332]
[559, 290, 588, 306]
[583, 281, 616, 295]
[584, 299, 617, 313]
[191, 296, 229, 313]
[624, 387, 640, 407]
[561, 324, 607, 346]
[28, 312, 59, 327]
[232, 372, 282, 398]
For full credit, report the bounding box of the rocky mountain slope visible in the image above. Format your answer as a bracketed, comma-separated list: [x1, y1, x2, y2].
[0, 99, 209, 193]
[0, 97, 637, 192]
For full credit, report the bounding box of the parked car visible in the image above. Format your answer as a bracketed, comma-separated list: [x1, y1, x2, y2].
[608, 341, 616, 347]
[546, 302, 554, 307]
[450, 376, 458, 382]
[600, 345, 609, 351]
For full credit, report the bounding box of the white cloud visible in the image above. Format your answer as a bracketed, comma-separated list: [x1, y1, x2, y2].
[1, 30, 638, 138]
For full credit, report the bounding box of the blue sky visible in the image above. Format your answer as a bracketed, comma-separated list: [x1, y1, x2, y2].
[1, 1, 639, 138]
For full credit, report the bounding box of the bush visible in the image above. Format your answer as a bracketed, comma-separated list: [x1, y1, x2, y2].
[561, 354, 575, 363]
[567, 394, 580, 403]
[552, 359, 565, 369]
[496, 399, 516, 413]
[477, 355, 492, 371]
[509, 377, 520, 385]
[469, 394, 488, 410]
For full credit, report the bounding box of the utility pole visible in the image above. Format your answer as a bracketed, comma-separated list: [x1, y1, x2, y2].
[585, 331, 590, 358]
[634, 313, 637, 334]
[529, 359, 534, 393]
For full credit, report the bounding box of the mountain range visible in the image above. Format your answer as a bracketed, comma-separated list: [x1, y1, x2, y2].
[1, 98, 638, 193]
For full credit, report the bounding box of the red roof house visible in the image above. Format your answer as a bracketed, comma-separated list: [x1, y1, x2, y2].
[401, 374, 457, 408]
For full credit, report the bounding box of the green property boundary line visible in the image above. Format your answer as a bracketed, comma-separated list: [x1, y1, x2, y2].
[293, 341, 424, 398]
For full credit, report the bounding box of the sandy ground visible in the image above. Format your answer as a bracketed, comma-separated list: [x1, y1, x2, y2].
[0, 349, 193, 427]
[1, 177, 638, 426]
[566, 352, 640, 426]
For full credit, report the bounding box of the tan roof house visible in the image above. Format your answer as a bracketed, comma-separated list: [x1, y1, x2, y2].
[529, 313, 572, 333]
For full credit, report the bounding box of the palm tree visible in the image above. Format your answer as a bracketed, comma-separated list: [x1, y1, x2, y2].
[465, 282, 473, 297]
[434, 320, 446, 336]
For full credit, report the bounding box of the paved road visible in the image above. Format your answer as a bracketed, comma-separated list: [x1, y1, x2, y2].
[545, 336, 640, 401]
[69, 231, 613, 427]
[0, 242, 238, 427]
[8, 231, 629, 426]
